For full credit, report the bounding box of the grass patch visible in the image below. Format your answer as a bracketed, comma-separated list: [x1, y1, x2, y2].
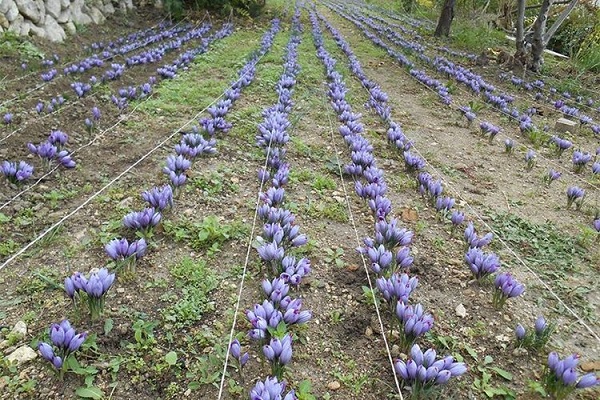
[487, 212, 595, 321]
[163, 215, 249, 253]
[160, 257, 218, 329]
[137, 28, 264, 115]
[190, 168, 241, 200]
[0, 31, 45, 60]
[305, 198, 349, 222]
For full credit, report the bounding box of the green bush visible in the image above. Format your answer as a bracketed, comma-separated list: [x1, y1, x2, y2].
[164, 0, 266, 19]
[546, 5, 599, 57]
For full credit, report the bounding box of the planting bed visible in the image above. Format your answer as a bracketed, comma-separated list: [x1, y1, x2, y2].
[0, 1, 598, 399]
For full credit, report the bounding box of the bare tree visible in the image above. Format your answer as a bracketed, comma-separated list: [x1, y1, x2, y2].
[529, 0, 553, 71]
[514, 0, 527, 62]
[513, 0, 579, 71]
[434, 0, 457, 37]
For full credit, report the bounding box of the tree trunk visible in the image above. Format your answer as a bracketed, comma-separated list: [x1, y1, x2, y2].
[543, 0, 579, 45]
[434, 0, 456, 37]
[530, 0, 553, 71]
[515, 0, 526, 55]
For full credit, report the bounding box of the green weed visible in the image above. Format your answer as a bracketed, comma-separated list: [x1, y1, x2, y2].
[161, 257, 218, 329]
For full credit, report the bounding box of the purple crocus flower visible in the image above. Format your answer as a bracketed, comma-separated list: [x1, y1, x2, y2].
[515, 324, 526, 341]
[451, 210, 465, 226]
[38, 319, 87, 371]
[464, 247, 500, 280]
[534, 315, 547, 336]
[544, 169, 561, 185]
[592, 218, 600, 233]
[57, 151, 76, 168]
[28, 141, 57, 162]
[376, 273, 418, 304]
[1, 161, 34, 184]
[525, 149, 536, 170]
[544, 352, 599, 394]
[141, 185, 173, 211]
[493, 272, 524, 308]
[566, 186, 585, 209]
[3, 113, 13, 125]
[48, 130, 68, 148]
[123, 207, 162, 231]
[263, 334, 293, 365]
[229, 338, 249, 368]
[504, 138, 514, 153]
[250, 377, 295, 400]
[572, 150, 592, 173]
[91, 107, 101, 121]
[105, 237, 147, 262]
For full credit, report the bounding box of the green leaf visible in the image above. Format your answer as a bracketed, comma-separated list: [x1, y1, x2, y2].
[490, 367, 513, 381]
[75, 386, 104, 399]
[103, 318, 113, 336]
[298, 380, 312, 392]
[464, 345, 479, 362]
[0, 212, 10, 223]
[483, 355, 494, 365]
[165, 351, 178, 366]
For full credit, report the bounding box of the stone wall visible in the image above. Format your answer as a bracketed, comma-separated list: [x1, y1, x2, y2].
[0, 0, 135, 42]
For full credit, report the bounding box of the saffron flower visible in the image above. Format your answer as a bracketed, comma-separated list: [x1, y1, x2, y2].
[395, 302, 434, 350]
[263, 334, 293, 379]
[91, 107, 101, 121]
[515, 315, 553, 349]
[450, 210, 465, 228]
[543, 352, 599, 399]
[464, 247, 500, 280]
[479, 121, 500, 142]
[64, 268, 115, 320]
[250, 377, 296, 400]
[376, 273, 418, 306]
[463, 222, 493, 248]
[1, 161, 33, 184]
[229, 338, 249, 378]
[404, 150, 426, 172]
[123, 207, 162, 234]
[566, 186, 585, 210]
[550, 136, 572, 157]
[492, 272, 524, 308]
[525, 149, 536, 170]
[515, 324, 526, 341]
[104, 237, 147, 272]
[394, 344, 466, 397]
[504, 138, 514, 154]
[37, 320, 87, 378]
[258, 240, 285, 275]
[572, 150, 592, 173]
[543, 169, 561, 186]
[141, 185, 173, 211]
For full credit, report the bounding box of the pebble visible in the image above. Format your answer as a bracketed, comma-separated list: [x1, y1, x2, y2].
[10, 321, 27, 340]
[581, 361, 600, 372]
[455, 304, 467, 318]
[327, 381, 341, 390]
[365, 327, 373, 337]
[6, 345, 37, 365]
[391, 344, 401, 358]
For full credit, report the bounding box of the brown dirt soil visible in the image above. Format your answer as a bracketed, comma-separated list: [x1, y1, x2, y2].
[0, 3, 599, 400]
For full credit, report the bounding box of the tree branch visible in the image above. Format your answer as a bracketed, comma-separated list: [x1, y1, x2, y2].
[543, 0, 579, 45]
